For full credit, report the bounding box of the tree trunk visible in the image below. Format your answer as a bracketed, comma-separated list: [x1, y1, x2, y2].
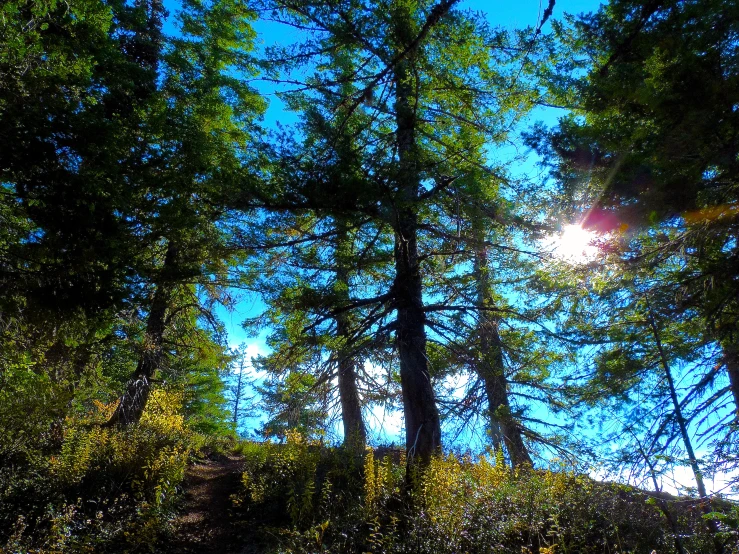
[106, 241, 178, 426]
[722, 342, 739, 417]
[648, 304, 724, 554]
[391, 8, 442, 466]
[394, 212, 441, 466]
[232, 353, 246, 429]
[336, 312, 367, 450]
[335, 221, 367, 450]
[474, 238, 531, 467]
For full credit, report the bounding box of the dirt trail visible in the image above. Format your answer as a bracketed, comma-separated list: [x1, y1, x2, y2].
[168, 454, 256, 553]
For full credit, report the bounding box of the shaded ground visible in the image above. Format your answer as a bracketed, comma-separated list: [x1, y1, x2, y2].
[167, 454, 260, 554]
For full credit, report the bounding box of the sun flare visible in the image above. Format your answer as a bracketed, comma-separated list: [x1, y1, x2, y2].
[548, 224, 600, 262]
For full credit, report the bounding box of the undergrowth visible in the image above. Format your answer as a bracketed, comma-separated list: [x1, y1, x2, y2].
[231, 433, 737, 554]
[3, 408, 737, 554]
[0, 387, 205, 553]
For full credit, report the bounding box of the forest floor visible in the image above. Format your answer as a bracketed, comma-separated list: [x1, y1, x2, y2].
[167, 453, 261, 554]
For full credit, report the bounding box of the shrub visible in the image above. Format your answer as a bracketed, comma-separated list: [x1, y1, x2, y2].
[1, 388, 198, 552]
[232, 443, 732, 554]
[236, 430, 323, 527]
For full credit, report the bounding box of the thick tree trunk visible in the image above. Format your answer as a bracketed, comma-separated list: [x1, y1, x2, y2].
[334, 221, 367, 450]
[722, 342, 739, 416]
[479, 325, 531, 467]
[391, 10, 442, 465]
[474, 239, 531, 467]
[106, 242, 177, 426]
[336, 312, 367, 450]
[394, 215, 441, 465]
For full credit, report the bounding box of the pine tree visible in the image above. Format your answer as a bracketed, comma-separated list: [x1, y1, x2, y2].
[257, 0, 541, 466]
[106, 0, 266, 424]
[228, 344, 256, 435]
[532, 0, 739, 418]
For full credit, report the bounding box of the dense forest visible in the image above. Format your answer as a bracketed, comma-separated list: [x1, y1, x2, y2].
[1, 0, 738, 551]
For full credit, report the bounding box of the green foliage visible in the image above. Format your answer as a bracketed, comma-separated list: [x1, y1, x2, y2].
[257, 370, 330, 442]
[167, 317, 235, 437]
[1, 388, 200, 552]
[2, 0, 739, 550]
[0, 0, 261, 546]
[235, 431, 333, 528]
[230, 440, 727, 553]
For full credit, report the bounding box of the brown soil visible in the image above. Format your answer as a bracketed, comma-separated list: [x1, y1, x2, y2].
[167, 454, 261, 553]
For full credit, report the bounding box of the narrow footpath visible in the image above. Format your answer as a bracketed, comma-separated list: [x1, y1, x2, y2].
[167, 454, 257, 553]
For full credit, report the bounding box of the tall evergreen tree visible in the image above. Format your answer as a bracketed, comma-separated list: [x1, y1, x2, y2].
[102, 0, 266, 424]
[531, 0, 739, 418]
[257, 0, 542, 466]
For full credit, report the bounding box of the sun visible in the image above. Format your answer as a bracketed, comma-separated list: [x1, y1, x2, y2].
[547, 224, 601, 263]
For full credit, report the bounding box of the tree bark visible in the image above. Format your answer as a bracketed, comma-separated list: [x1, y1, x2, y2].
[394, 211, 441, 466]
[391, 6, 442, 466]
[336, 312, 367, 450]
[722, 342, 739, 417]
[335, 222, 367, 450]
[474, 238, 531, 467]
[106, 241, 178, 426]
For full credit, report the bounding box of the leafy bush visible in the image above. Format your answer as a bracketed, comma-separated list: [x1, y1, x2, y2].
[236, 430, 325, 527]
[1, 388, 199, 552]
[232, 439, 733, 554]
[401, 453, 672, 553]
